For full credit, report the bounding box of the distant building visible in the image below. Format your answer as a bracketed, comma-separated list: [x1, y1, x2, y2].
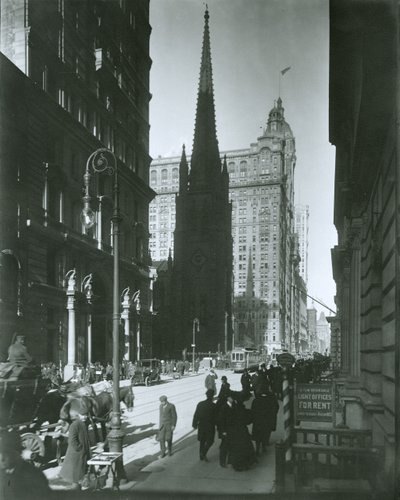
[306, 307, 317, 353]
[0, 0, 154, 364]
[316, 311, 330, 353]
[294, 205, 309, 284]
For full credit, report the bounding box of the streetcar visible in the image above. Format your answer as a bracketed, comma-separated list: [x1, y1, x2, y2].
[230, 347, 262, 373]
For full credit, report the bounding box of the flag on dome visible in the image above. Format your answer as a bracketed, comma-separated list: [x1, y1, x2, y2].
[281, 66, 291, 75]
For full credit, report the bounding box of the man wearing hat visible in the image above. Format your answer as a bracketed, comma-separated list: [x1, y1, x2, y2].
[0, 430, 50, 499]
[158, 395, 177, 458]
[204, 368, 218, 395]
[192, 390, 217, 461]
[7, 334, 32, 367]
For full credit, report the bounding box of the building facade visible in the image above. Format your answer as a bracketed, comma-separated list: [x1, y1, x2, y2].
[294, 204, 309, 285]
[0, 0, 154, 366]
[330, 0, 397, 492]
[150, 97, 302, 356]
[171, 8, 232, 355]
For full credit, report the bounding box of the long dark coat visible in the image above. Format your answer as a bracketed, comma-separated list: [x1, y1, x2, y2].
[192, 399, 216, 442]
[226, 403, 256, 471]
[251, 393, 279, 441]
[60, 418, 91, 483]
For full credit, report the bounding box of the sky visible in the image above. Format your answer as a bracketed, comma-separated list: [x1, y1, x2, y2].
[149, 0, 337, 314]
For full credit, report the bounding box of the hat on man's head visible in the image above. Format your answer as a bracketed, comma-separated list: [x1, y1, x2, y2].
[205, 389, 214, 398]
[221, 376, 227, 381]
[159, 395, 168, 403]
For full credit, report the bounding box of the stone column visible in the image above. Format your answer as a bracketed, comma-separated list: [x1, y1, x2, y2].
[83, 274, 93, 364]
[121, 288, 131, 362]
[64, 269, 76, 381]
[133, 291, 141, 361]
[341, 263, 351, 374]
[349, 230, 361, 377]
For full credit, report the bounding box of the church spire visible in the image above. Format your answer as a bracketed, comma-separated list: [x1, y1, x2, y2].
[246, 248, 254, 298]
[189, 6, 220, 191]
[179, 144, 188, 194]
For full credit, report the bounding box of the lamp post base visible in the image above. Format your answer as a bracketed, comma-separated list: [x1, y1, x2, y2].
[107, 416, 127, 484]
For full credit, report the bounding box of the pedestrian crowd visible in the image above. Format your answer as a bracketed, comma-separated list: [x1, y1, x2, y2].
[191, 363, 279, 471]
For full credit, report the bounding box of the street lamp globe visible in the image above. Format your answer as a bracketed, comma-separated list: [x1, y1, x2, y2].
[80, 206, 96, 229]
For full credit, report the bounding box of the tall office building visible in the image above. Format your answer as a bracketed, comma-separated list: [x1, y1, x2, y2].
[150, 97, 300, 356]
[171, 8, 232, 355]
[0, 0, 154, 364]
[294, 204, 309, 284]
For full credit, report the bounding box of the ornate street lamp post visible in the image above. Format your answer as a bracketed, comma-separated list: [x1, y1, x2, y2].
[80, 148, 124, 471]
[192, 318, 199, 372]
[132, 290, 141, 361]
[82, 274, 93, 364]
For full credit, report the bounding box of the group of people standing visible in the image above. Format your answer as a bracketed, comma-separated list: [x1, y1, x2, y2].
[192, 368, 279, 471]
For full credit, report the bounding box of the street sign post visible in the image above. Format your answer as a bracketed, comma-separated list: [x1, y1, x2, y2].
[276, 351, 295, 462]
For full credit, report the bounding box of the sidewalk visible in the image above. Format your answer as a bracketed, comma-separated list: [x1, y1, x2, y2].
[123, 403, 285, 497]
[127, 433, 279, 496]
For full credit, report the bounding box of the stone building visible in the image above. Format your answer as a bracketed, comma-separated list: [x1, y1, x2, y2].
[0, 0, 154, 367]
[150, 97, 302, 357]
[171, 8, 232, 355]
[330, 0, 397, 491]
[294, 204, 309, 285]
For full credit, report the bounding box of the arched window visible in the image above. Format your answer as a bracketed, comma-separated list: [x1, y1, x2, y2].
[150, 170, 157, 185]
[228, 162, 235, 174]
[172, 167, 179, 180]
[240, 161, 247, 178]
[161, 169, 168, 185]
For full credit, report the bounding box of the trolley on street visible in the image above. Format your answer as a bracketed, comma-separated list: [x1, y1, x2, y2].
[230, 347, 263, 373]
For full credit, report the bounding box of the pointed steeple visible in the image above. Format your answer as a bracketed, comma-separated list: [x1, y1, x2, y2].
[168, 248, 173, 272]
[179, 144, 189, 194]
[245, 248, 254, 298]
[189, 6, 220, 191]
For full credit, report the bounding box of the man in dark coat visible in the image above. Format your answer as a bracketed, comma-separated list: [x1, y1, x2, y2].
[158, 395, 177, 458]
[0, 430, 50, 500]
[216, 395, 234, 467]
[192, 389, 217, 461]
[240, 368, 252, 396]
[253, 363, 269, 396]
[251, 388, 279, 454]
[59, 409, 91, 488]
[217, 376, 231, 402]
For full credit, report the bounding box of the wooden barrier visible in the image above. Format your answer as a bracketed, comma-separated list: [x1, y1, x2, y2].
[275, 426, 383, 494]
[292, 443, 382, 492]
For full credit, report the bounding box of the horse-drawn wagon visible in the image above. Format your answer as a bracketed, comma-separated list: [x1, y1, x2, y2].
[0, 372, 62, 465]
[0, 364, 135, 469]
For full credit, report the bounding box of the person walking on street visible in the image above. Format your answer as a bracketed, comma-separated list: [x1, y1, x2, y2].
[251, 388, 279, 454]
[226, 397, 256, 471]
[192, 389, 217, 461]
[217, 376, 231, 402]
[59, 408, 91, 490]
[204, 369, 218, 395]
[253, 363, 269, 396]
[158, 395, 177, 458]
[216, 395, 234, 467]
[240, 368, 252, 396]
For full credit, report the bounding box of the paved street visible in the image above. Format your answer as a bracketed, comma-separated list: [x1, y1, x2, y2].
[44, 368, 284, 495]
